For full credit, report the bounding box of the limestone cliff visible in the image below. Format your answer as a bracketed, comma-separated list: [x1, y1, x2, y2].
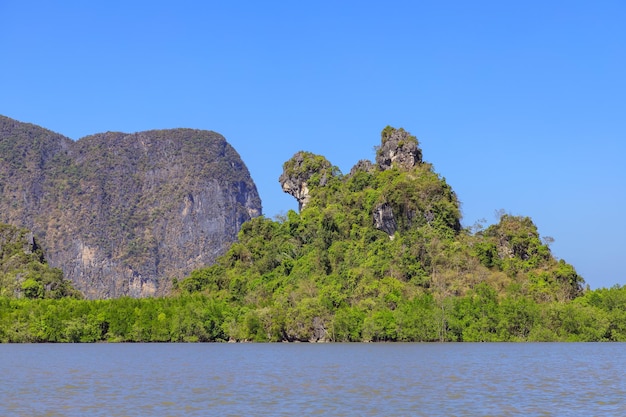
[0, 115, 261, 298]
[375, 126, 422, 171]
[280, 126, 459, 238]
[279, 151, 335, 211]
[371, 126, 423, 236]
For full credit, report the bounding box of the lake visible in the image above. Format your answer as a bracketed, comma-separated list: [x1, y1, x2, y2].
[1, 343, 624, 416]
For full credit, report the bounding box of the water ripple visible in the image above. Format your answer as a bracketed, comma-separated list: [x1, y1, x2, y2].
[1, 343, 626, 416]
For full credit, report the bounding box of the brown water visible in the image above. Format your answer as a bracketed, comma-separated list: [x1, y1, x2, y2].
[1, 343, 625, 416]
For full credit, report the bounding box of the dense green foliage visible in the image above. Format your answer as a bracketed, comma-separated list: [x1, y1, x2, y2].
[0, 125, 619, 343]
[0, 296, 227, 342]
[165, 126, 592, 342]
[2, 285, 626, 342]
[0, 223, 82, 299]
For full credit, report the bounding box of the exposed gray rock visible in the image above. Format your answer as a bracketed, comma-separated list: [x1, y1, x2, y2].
[373, 202, 397, 237]
[376, 126, 422, 171]
[310, 316, 329, 343]
[279, 151, 334, 211]
[280, 176, 311, 212]
[0, 115, 262, 298]
[349, 159, 375, 176]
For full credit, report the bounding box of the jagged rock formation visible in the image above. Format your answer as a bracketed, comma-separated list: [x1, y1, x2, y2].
[349, 159, 375, 176]
[375, 126, 422, 171]
[279, 151, 335, 211]
[0, 115, 261, 298]
[280, 126, 459, 239]
[371, 127, 423, 236]
[372, 202, 397, 237]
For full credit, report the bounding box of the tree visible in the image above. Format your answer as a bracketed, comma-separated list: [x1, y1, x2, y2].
[21, 278, 43, 299]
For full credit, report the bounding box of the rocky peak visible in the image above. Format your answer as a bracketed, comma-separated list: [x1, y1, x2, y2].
[349, 159, 375, 176]
[278, 126, 440, 239]
[371, 127, 425, 238]
[0, 116, 262, 298]
[375, 126, 422, 171]
[279, 151, 334, 211]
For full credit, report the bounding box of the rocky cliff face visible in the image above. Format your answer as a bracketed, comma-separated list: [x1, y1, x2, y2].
[375, 126, 422, 171]
[280, 126, 458, 239]
[372, 126, 424, 237]
[279, 151, 335, 211]
[0, 115, 262, 298]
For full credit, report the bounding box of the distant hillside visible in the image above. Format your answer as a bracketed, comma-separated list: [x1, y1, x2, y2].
[0, 115, 261, 298]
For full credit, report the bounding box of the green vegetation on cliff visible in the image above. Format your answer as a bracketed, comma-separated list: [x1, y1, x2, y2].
[1, 125, 622, 343]
[164, 126, 587, 342]
[0, 223, 81, 299]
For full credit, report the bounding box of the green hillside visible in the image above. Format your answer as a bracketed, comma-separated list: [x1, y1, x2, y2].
[173, 127, 589, 342]
[3, 126, 625, 343]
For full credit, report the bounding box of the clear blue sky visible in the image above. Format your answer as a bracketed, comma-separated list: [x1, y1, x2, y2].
[1, 1, 624, 289]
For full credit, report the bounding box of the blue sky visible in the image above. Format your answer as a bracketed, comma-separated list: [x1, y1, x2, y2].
[1, 1, 624, 289]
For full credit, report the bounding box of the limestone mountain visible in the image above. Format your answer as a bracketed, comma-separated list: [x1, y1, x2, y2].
[0, 115, 261, 298]
[178, 126, 583, 342]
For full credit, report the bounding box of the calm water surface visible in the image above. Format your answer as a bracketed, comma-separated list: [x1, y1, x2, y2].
[1, 343, 625, 416]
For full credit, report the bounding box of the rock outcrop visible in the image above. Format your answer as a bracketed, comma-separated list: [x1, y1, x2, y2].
[349, 159, 375, 176]
[279, 126, 460, 240]
[375, 126, 422, 171]
[0, 115, 262, 298]
[279, 151, 335, 211]
[371, 202, 397, 237]
[280, 126, 456, 239]
[371, 127, 425, 236]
